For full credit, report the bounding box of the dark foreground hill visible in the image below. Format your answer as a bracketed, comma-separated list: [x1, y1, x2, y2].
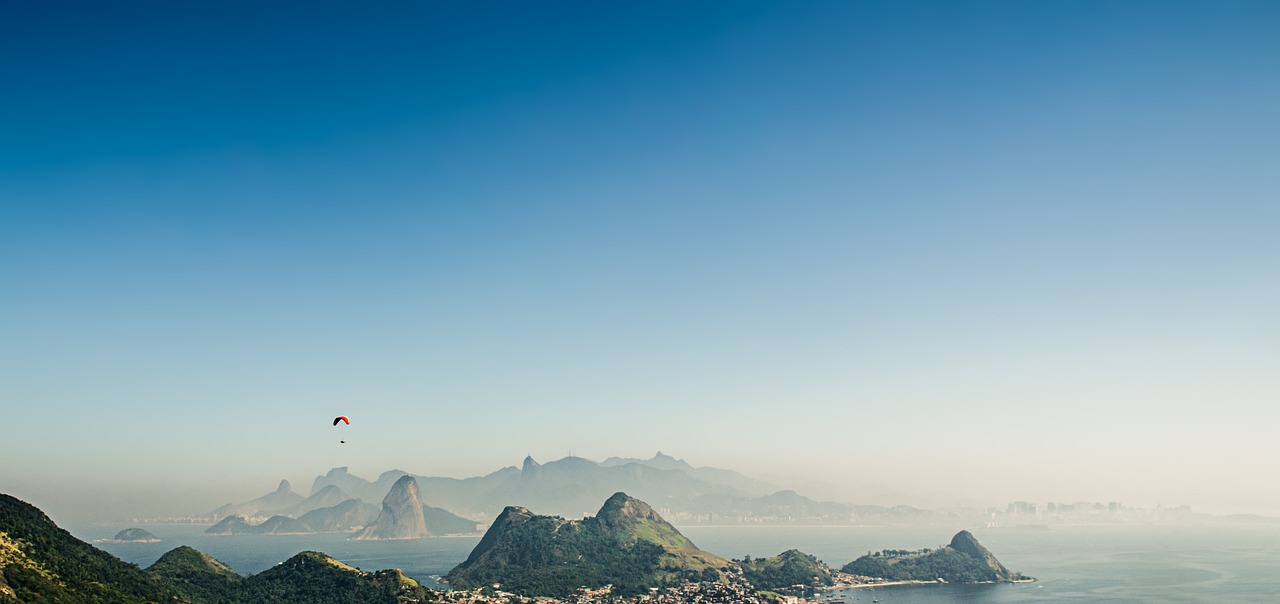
[0, 492, 435, 604]
[840, 530, 1028, 583]
[0, 493, 181, 603]
[445, 492, 730, 597]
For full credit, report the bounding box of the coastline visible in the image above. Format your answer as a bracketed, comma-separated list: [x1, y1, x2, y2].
[822, 578, 1037, 591]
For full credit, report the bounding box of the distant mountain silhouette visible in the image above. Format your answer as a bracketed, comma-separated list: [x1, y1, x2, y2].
[312, 453, 785, 520]
[207, 479, 304, 519]
[276, 484, 352, 517]
[297, 498, 381, 532]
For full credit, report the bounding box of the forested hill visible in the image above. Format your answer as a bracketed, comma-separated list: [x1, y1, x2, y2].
[840, 530, 1028, 583]
[445, 492, 731, 597]
[0, 493, 181, 603]
[0, 492, 436, 604]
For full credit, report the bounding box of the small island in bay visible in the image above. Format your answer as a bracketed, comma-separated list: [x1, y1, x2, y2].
[838, 530, 1033, 587]
[106, 527, 161, 543]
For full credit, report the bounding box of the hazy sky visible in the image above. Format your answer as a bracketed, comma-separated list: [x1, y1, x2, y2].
[3, 1, 1278, 520]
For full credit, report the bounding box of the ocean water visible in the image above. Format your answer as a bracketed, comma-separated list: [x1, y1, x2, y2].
[80, 524, 1280, 603]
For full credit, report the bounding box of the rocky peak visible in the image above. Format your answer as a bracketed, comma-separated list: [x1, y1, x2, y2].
[463, 506, 538, 565]
[275, 480, 292, 493]
[352, 475, 429, 540]
[949, 530, 1011, 579]
[595, 492, 658, 527]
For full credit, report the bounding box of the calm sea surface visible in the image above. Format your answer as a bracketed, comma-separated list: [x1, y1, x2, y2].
[79, 524, 1280, 603]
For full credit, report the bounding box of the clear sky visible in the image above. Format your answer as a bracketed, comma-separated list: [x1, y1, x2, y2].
[3, 1, 1278, 520]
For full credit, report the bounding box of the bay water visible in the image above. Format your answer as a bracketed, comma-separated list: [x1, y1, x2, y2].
[81, 523, 1280, 602]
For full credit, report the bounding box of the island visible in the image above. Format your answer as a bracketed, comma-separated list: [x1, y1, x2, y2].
[107, 527, 160, 542]
[839, 530, 1033, 586]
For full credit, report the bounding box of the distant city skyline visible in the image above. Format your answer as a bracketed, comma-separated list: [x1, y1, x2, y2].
[3, 1, 1278, 522]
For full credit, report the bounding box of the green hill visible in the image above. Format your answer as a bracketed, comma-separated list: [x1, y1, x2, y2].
[0, 492, 439, 604]
[445, 492, 730, 597]
[840, 530, 1024, 583]
[0, 493, 180, 603]
[147, 546, 242, 604]
[737, 549, 834, 590]
[233, 551, 433, 604]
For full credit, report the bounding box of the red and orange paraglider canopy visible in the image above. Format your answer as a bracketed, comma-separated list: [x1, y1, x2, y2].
[333, 415, 350, 426]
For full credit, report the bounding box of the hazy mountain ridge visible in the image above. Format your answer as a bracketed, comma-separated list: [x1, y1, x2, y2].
[600, 452, 778, 496]
[206, 478, 476, 537]
[209, 480, 304, 520]
[304, 453, 865, 524]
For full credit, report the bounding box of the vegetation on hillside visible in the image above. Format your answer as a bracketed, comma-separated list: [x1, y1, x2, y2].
[446, 493, 730, 597]
[735, 549, 835, 589]
[0, 494, 179, 603]
[840, 532, 1026, 584]
[147, 545, 242, 604]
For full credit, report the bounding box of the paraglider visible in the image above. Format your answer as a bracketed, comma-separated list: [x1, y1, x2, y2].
[333, 415, 350, 444]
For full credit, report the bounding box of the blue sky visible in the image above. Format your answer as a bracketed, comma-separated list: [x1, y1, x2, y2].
[3, 1, 1278, 519]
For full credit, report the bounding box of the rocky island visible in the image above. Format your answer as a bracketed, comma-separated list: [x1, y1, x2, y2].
[840, 530, 1031, 585]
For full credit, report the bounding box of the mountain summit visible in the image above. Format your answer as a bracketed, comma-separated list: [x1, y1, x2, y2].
[445, 492, 729, 597]
[948, 529, 1011, 579]
[353, 475, 430, 539]
[208, 479, 305, 519]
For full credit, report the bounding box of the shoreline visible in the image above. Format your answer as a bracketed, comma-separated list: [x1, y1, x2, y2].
[822, 578, 1037, 591]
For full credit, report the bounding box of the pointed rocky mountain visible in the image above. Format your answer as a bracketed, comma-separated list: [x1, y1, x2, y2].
[0, 493, 181, 602]
[146, 545, 242, 604]
[949, 530, 1012, 580]
[208, 479, 305, 519]
[519, 455, 543, 484]
[840, 530, 1024, 583]
[353, 475, 430, 539]
[445, 492, 730, 597]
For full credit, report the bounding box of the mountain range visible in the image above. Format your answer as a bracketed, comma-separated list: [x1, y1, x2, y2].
[299, 452, 929, 524]
[206, 477, 477, 537]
